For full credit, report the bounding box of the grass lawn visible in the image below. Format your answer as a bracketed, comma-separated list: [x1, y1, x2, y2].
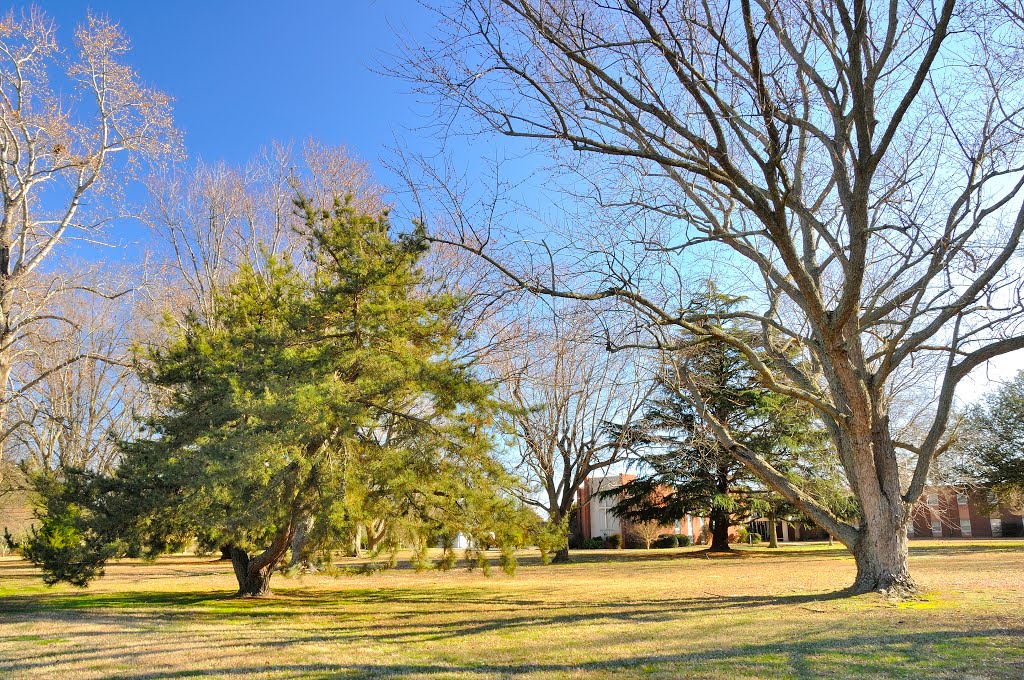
[1, 540, 1022, 679]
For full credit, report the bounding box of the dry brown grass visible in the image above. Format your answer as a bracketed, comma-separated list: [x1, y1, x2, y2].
[1, 540, 1022, 679]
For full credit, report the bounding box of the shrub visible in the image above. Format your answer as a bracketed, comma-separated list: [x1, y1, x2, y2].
[604, 533, 622, 549]
[534, 518, 568, 565]
[655, 534, 679, 548]
[678, 534, 693, 547]
[750, 533, 763, 544]
[734, 526, 749, 544]
[582, 537, 604, 549]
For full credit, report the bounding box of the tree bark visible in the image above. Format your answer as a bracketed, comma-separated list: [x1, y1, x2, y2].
[840, 409, 917, 594]
[709, 462, 732, 552]
[709, 507, 732, 552]
[550, 508, 571, 563]
[230, 526, 295, 597]
[851, 502, 915, 594]
[219, 544, 233, 561]
[366, 520, 386, 552]
[352, 522, 363, 558]
[288, 516, 314, 568]
[768, 518, 779, 548]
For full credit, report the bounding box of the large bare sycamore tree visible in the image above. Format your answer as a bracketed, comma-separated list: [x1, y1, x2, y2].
[0, 8, 175, 453]
[406, 0, 1024, 592]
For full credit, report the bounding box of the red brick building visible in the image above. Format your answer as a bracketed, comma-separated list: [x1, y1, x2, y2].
[573, 474, 715, 546]
[911, 487, 1023, 538]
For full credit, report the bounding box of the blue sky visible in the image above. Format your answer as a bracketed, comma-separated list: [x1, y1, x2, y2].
[47, 0, 433, 171]
[32, 1, 1024, 401]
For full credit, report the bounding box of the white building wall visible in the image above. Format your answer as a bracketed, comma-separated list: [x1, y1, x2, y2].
[587, 475, 625, 537]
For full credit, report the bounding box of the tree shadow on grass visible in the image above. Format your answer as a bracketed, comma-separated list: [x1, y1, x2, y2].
[0, 585, 875, 646]
[4, 626, 1022, 679]
[3, 576, 1021, 679]
[137, 626, 1021, 678]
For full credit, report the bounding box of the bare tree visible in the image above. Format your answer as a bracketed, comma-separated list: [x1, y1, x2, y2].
[484, 300, 649, 562]
[144, 139, 382, 326]
[0, 8, 176, 450]
[5, 278, 141, 475]
[629, 519, 666, 550]
[404, 0, 1024, 593]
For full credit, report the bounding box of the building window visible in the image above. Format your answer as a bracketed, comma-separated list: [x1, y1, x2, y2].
[957, 493, 968, 506]
[927, 493, 939, 506]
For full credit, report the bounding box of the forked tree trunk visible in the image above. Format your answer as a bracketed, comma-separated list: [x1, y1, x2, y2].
[230, 526, 295, 597]
[366, 520, 386, 552]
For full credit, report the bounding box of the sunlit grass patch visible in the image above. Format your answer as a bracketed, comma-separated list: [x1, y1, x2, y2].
[1, 540, 1022, 678]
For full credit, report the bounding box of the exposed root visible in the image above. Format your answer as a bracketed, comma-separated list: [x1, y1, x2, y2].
[851, 573, 919, 599]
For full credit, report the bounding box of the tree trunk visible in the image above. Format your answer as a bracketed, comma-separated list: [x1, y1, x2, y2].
[366, 520, 386, 552]
[844, 411, 917, 594]
[289, 516, 315, 568]
[550, 508, 571, 563]
[219, 544, 233, 561]
[709, 460, 732, 552]
[768, 518, 779, 549]
[709, 508, 731, 552]
[230, 526, 295, 597]
[852, 506, 915, 594]
[352, 522, 363, 558]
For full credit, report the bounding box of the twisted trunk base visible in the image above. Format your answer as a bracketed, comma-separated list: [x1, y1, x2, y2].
[230, 526, 296, 597]
[231, 548, 274, 596]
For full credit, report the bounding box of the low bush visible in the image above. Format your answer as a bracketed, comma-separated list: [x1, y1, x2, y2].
[734, 526, 749, 544]
[604, 534, 622, 549]
[655, 534, 679, 548]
